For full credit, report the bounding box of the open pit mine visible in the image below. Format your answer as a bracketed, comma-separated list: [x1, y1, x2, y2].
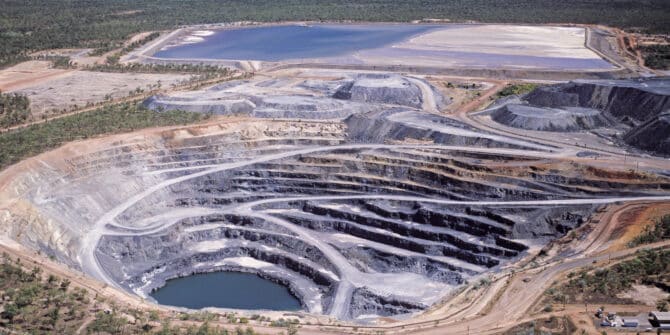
[0, 23, 669, 328]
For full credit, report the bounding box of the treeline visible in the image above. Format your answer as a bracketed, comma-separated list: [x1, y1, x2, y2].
[84, 62, 233, 75]
[628, 214, 670, 247]
[0, 253, 90, 333]
[0, 253, 268, 334]
[545, 248, 670, 305]
[122, 32, 160, 54]
[571, 249, 670, 295]
[497, 83, 539, 97]
[0, 102, 210, 170]
[2, 0, 670, 68]
[93, 31, 161, 59]
[0, 91, 31, 128]
[641, 44, 670, 70]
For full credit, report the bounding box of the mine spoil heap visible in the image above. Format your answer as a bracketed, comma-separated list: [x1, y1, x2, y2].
[489, 77, 670, 155]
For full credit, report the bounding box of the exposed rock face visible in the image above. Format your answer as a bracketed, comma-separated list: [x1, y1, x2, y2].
[623, 113, 670, 154]
[524, 79, 670, 123]
[523, 85, 581, 108]
[490, 104, 612, 132]
[333, 74, 424, 108]
[144, 95, 256, 115]
[144, 73, 445, 120]
[2, 73, 670, 322]
[143, 92, 377, 119]
[2, 115, 669, 320]
[489, 78, 670, 155]
[349, 288, 426, 319]
[345, 108, 550, 151]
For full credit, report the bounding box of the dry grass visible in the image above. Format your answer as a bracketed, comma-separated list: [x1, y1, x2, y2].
[610, 203, 670, 250]
[14, 70, 191, 117]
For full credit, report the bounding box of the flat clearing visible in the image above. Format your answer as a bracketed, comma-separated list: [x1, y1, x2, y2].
[13, 71, 191, 116]
[0, 61, 72, 92]
[617, 284, 669, 306]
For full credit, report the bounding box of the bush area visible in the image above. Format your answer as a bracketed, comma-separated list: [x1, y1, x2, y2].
[0, 254, 89, 333]
[92, 31, 160, 57]
[502, 316, 577, 335]
[0, 253, 268, 334]
[628, 214, 670, 247]
[497, 83, 539, 97]
[2, 0, 670, 68]
[0, 103, 210, 170]
[641, 44, 670, 70]
[0, 91, 31, 128]
[545, 249, 670, 304]
[84, 63, 233, 75]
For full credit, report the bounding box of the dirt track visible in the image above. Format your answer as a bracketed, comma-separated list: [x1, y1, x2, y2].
[2, 198, 665, 335]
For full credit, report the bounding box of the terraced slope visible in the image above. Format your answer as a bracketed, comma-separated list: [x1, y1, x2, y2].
[487, 78, 670, 155]
[1, 73, 669, 321]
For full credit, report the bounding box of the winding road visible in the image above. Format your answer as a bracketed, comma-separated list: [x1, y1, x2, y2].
[74, 57, 670, 330]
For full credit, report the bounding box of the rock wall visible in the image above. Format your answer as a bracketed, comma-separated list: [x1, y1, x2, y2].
[490, 78, 670, 155]
[490, 104, 612, 132]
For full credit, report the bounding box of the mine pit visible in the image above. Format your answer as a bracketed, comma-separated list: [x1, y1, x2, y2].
[2, 71, 669, 319]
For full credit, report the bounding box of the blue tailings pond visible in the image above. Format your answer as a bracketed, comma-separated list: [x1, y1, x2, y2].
[152, 24, 614, 70]
[150, 271, 302, 310]
[154, 24, 436, 61]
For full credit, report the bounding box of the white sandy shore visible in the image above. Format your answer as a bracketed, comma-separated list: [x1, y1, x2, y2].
[401, 25, 601, 59]
[161, 29, 215, 49]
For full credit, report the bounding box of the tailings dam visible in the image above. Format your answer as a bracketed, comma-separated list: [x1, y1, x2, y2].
[137, 23, 617, 72]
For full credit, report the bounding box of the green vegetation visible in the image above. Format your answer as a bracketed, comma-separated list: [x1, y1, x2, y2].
[51, 55, 75, 69]
[2, 0, 670, 68]
[84, 63, 233, 76]
[628, 214, 670, 247]
[641, 44, 670, 70]
[87, 310, 128, 334]
[502, 316, 577, 335]
[0, 253, 266, 334]
[91, 31, 160, 57]
[0, 91, 31, 128]
[269, 317, 300, 327]
[106, 53, 121, 65]
[545, 248, 670, 304]
[124, 32, 160, 53]
[658, 297, 669, 312]
[96, 31, 161, 65]
[497, 83, 539, 97]
[0, 102, 211, 170]
[0, 254, 90, 333]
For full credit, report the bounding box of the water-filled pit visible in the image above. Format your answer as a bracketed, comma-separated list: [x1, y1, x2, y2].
[150, 271, 302, 310]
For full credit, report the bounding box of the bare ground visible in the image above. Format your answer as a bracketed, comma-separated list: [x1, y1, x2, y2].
[617, 284, 669, 306]
[13, 71, 192, 116]
[0, 61, 73, 92]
